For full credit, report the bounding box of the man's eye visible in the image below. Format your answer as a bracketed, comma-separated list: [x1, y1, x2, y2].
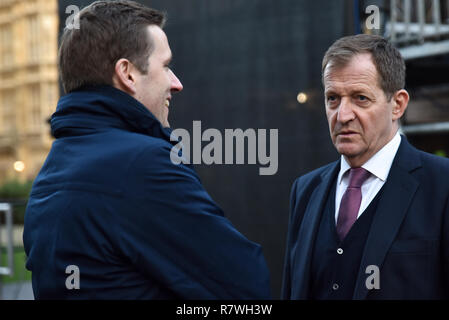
[327, 96, 337, 102]
[357, 95, 368, 101]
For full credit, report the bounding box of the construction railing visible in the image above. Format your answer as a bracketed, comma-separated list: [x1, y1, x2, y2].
[385, 0, 449, 59]
[0, 203, 14, 300]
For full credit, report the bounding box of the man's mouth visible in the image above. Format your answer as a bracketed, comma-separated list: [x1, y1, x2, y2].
[337, 130, 358, 136]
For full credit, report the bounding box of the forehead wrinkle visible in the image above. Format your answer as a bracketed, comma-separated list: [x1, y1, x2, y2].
[324, 54, 380, 89]
[325, 80, 375, 96]
[324, 68, 378, 96]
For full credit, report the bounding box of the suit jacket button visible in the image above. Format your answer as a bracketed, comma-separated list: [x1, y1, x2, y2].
[337, 248, 343, 254]
[332, 283, 339, 290]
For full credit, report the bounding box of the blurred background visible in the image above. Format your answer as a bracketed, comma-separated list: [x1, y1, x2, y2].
[0, 0, 448, 299]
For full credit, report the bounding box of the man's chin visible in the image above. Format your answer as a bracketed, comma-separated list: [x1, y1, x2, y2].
[335, 144, 361, 158]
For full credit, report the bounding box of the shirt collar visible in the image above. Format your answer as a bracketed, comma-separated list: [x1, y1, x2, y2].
[337, 131, 402, 185]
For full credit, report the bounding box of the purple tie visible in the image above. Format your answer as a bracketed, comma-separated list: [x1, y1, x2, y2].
[336, 167, 371, 241]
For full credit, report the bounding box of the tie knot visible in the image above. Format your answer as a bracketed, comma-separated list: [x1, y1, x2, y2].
[348, 167, 371, 188]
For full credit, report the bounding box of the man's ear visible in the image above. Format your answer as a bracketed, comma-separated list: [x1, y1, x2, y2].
[112, 58, 138, 95]
[392, 89, 409, 121]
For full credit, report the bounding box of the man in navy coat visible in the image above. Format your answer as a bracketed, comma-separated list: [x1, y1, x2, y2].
[23, 0, 270, 299]
[282, 34, 449, 299]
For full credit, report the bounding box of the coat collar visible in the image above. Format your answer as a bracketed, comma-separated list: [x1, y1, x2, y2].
[290, 160, 340, 299]
[51, 85, 173, 143]
[352, 135, 421, 299]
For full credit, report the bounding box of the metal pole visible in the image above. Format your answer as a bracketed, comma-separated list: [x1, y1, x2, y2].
[391, 0, 398, 42]
[404, 0, 411, 40]
[447, 0, 449, 23]
[5, 205, 13, 278]
[418, 0, 425, 42]
[433, 0, 441, 37]
[0, 203, 14, 300]
[0, 219, 2, 299]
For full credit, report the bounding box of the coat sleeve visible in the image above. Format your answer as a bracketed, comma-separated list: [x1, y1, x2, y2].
[281, 178, 299, 299]
[114, 142, 271, 299]
[443, 192, 449, 292]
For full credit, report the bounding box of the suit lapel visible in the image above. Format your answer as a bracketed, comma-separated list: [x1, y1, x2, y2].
[291, 161, 339, 299]
[353, 137, 422, 299]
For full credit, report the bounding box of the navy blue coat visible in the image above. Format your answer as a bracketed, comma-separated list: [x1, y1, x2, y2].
[23, 85, 271, 300]
[282, 136, 449, 299]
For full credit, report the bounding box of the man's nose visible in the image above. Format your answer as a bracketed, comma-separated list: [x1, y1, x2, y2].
[170, 70, 183, 93]
[337, 97, 355, 123]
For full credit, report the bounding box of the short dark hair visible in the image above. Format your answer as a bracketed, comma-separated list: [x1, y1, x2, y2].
[59, 0, 166, 93]
[322, 34, 405, 100]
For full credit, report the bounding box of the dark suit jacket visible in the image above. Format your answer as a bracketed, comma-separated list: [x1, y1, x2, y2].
[282, 136, 449, 299]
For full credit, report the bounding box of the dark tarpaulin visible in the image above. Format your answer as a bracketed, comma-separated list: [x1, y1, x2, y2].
[58, 0, 350, 298]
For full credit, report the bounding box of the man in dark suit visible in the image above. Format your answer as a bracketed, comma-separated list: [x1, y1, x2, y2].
[282, 34, 449, 299]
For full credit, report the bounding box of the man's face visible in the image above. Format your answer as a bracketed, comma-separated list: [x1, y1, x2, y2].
[134, 25, 183, 127]
[324, 53, 397, 167]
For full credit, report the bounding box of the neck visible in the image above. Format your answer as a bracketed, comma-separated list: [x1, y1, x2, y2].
[344, 129, 398, 168]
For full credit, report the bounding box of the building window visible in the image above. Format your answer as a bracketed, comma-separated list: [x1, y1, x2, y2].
[30, 85, 41, 131]
[0, 25, 13, 67]
[28, 15, 40, 63]
[2, 90, 15, 133]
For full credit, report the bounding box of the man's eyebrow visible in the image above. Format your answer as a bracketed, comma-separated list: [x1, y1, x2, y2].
[352, 89, 370, 95]
[325, 87, 372, 95]
[350, 88, 374, 96]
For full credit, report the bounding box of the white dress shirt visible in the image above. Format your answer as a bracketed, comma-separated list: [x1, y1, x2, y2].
[335, 131, 402, 223]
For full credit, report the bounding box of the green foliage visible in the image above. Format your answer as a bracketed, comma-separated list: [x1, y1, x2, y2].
[0, 247, 31, 284]
[0, 179, 32, 225]
[434, 150, 447, 158]
[0, 180, 33, 199]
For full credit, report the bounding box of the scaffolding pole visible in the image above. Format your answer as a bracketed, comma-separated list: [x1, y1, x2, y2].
[0, 203, 14, 300]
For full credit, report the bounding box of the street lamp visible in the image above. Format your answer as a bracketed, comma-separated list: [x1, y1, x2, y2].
[297, 92, 308, 104]
[13, 161, 25, 172]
